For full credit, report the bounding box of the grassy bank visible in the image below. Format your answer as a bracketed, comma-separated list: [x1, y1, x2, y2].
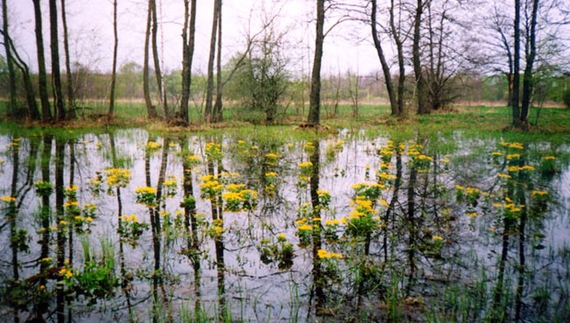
[1, 101, 570, 137]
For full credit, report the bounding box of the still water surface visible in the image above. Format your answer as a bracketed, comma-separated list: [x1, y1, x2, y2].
[0, 128, 569, 322]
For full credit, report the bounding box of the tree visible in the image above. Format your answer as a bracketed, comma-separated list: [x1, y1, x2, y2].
[213, 0, 223, 122]
[61, 0, 75, 119]
[307, 0, 325, 126]
[49, 0, 66, 121]
[519, 0, 540, 127]
[143, 0, 158, 119]
[108, 0, 118, 120]
[0, 29, 39, 119]
[33, 0, 52, 122]
[370, 0, 406, 116]
[1, 0, 17, 118]
[226, 26, 290, 124]
[412, 0, 428, 114]
[150, 0, 167, 118]
[179, 0, 197, 124]
[204, 0, 221, 123]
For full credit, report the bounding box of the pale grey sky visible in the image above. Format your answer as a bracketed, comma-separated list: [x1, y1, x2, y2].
[6, 0, 379, 76]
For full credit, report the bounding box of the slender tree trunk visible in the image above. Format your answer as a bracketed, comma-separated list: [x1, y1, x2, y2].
[2, 0, 17, 118]
[143, 0, 157, 119]
[413, 0, 427, 114]
[204, 0, 220, 123]
[0, 31, 40, 119]
[109, 0, 119, 120]
[60, 0, 75, 119]
[513, 0, 521, 126]
[390, 0, 406, 116]
[150, 0, 168, 118]
[371, 0, 398, 116]
[520, 0, 539, 125]
[33, 0, 52, 122]
[180, 0, 197, 124]
[213, 0, 223, 123]
[307, 0, 325, 126]
[49, 0, 66, 121]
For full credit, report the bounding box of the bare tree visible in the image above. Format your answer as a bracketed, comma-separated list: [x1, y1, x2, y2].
[0, 29, 39, 119]
[1, 0, 16, 117]
[370, 0, 407, 116]
[520, 0, 540, 127]
[179, 0, 197, 124]
[143, 0, 158, 119]
[108, 0, 118, 120]
[150, 0, 167, 118]
[33, 0, 52, 122]
[213, 0, 223, 123]
[61, 0, 75, 119]
[49, 0, 66, 121]
[413, 0, 428, 114]
[307, 0, 326, 126]
[204, 0, 221, 123]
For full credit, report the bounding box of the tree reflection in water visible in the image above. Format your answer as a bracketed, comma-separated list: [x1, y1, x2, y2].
[0, 130, 568, 322]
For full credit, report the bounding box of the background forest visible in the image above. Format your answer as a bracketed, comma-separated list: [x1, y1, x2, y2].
[0, 0, 569, 126]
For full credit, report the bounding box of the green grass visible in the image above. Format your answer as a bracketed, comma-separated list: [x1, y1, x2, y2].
[2, 100, 570, 140]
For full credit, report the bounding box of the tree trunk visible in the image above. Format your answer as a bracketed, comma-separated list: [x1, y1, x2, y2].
[150, 0, 168, 119]
[2, 0, 17, 118]
[143, 0, 157, 119]
[521, 0, 539, 125]
[213, 0, 223, 123]
[33, 0, 52, 122]
[180, 0, 197, 124]
[1, 31, 39, 119]
[61, 0, 75, 119]
[390, 0, 405, 116]
[370, 0, 398, 116]
[204, 0, 220, 123]
[413, 0, 427, 114]
[307, 0, 325, 126]
[109, 0, 119, 120]
[512, 0, 521, 126]
[49, 0, 66, 121]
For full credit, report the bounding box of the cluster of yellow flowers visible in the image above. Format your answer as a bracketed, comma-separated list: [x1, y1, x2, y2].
[121, 214, 139, 223]
[59, 267, 73, 279]
[1, 195, 16, 203]
[317, 249, 343, 259]
[135, 186, 157, 195]
[104, 168, 132, 187]
[147, 141, 162, 149]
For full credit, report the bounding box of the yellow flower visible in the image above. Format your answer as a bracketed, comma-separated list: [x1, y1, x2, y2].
[298, 224, 313, 231]
[1, 196, 16, 203]
[498, 173, 511, 179]
[277, 233, 286, 241]
[491, 152, 503, 157]
[542, 156, 555, 160]
[466, 212, 477, 218]
[298, 161, 313, 168]
[432, 235, 443, 241]
[135, 186, 157, 195]
[532, 190, 548, 196]
[508, 142, 524, 150]
[147, 141, 162, 149]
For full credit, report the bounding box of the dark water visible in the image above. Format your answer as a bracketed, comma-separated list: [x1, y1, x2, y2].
[0, 129, 569, 322]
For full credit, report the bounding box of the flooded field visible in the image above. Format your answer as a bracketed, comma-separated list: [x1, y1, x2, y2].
[0, 128, 569, 322]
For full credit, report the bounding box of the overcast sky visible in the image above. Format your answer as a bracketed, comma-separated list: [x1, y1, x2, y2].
[6, 0, 380, 76]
